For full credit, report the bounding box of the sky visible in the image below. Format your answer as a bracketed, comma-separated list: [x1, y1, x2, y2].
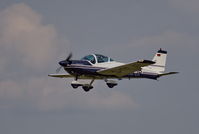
[0, 0, 199, 134]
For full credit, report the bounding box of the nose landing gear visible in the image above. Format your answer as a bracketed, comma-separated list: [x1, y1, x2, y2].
[82, 85, 93, 92]
[71, 81, 82, 89]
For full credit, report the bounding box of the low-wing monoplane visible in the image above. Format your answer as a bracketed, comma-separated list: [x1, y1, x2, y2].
[49, 49, 178, 92]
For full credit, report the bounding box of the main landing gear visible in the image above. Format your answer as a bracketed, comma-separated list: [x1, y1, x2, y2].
[70, 77, 118, 92]
[71, 78, 95, 92]
[105, 80, 118, 88]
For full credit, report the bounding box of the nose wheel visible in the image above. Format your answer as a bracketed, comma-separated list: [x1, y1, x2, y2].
[82, 85, 93, 92]
[71, 84, 80, 89]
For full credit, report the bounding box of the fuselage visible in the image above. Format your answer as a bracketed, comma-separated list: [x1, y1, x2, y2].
[63, 60, 159, 80]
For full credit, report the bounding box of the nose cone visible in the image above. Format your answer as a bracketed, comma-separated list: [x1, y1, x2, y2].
[59, 61, 67, 66]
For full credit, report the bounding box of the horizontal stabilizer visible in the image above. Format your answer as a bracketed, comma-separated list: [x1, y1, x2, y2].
[158, 72, 179, 77]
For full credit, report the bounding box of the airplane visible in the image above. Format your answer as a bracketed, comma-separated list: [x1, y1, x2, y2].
[48, 49, 178, 92]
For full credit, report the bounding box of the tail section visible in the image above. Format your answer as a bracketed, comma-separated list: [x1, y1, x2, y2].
[142, 49, 167, 74]
[151, 49, 167, 73]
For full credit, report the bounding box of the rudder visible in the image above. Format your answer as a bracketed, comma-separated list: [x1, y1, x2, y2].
[142, 49, 167, 74]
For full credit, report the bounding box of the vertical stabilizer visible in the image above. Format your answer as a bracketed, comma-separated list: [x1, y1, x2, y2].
[142, 49, 167, 74]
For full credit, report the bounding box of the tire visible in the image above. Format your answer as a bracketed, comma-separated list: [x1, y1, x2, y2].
[107, 83, 117, 88]
[82, 86, 93, 92]
[71, 84, 79, 89]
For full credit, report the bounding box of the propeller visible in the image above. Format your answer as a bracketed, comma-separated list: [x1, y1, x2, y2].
[56, 52, 73, 73]
[56, 66, 62, 73]
[65, 52, 72, 63]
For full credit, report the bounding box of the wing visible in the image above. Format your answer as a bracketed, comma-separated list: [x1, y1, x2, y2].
[48, 74, 73, 78]
[48, 74, 106, 79]
[97, 60, 155, 77]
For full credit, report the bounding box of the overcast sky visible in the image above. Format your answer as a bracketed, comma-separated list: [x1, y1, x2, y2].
[0, 0, 199, 134]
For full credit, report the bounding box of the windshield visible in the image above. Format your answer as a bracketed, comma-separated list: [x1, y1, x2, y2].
[81, 55, 96, 64]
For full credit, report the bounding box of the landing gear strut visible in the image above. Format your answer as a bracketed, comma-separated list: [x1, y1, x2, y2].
[82, 79, 95, 92]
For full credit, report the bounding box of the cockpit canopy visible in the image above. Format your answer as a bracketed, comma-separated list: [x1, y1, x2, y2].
[81, 54, 114, 64]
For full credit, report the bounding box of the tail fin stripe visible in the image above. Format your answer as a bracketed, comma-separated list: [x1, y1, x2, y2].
[158, 49, 167, 54]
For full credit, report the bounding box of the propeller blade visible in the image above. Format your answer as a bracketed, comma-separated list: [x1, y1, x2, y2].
[56, 66, 62, 73]
[56, 52, 72, 73]
[66, 52, 72, 62]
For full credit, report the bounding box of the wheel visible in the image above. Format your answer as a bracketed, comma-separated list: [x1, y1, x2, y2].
[107, 83, 117, 88]
[71, 84, 79, 89]
[107, 84, 114, 88]
[82, 86, 93, 92]
[82, 86, 90, 92]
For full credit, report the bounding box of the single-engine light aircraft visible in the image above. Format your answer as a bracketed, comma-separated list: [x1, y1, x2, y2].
[48, 49, 178, 92]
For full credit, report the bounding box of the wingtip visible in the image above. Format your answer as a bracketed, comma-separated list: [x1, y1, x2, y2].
[171, 72, 179, 74]
[48, 74, 52, 77]
[48, 74, 57, 77]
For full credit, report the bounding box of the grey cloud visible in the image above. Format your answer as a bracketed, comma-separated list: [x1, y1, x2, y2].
[130, 30, 198, 48]
[104, 30, 198, 62]
[0, 77, 137, 112]
[25, 78, 136, 112]
[169, 0, 199, 13]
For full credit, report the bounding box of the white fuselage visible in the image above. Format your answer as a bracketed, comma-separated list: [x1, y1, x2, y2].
[93, 61, 124, 69]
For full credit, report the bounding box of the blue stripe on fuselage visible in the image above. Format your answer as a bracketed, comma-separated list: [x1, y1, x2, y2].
[64, 64, 105, 75]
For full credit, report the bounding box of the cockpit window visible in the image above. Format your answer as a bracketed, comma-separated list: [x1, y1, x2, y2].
[110, 58, 114, 61]
[81, 55, 96, 64]
[95, 54, 109, 63]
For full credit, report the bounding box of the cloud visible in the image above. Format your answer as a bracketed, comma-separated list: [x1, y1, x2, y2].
[0, 78, 137, 112]
[37, 80, 137, 112]
[0, 3, 60, 70]
[0, 80, 22, 99]
[168, 0, 199, 13]
[129, 30, 198, 50]
[0, 3, 137, 113]
[105, 30, 198, 61]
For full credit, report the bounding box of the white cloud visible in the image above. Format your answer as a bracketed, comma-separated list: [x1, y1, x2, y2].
[0, 78, 137, 112]
[0, 3, 61, 69]
[27, 78, 136, 111]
